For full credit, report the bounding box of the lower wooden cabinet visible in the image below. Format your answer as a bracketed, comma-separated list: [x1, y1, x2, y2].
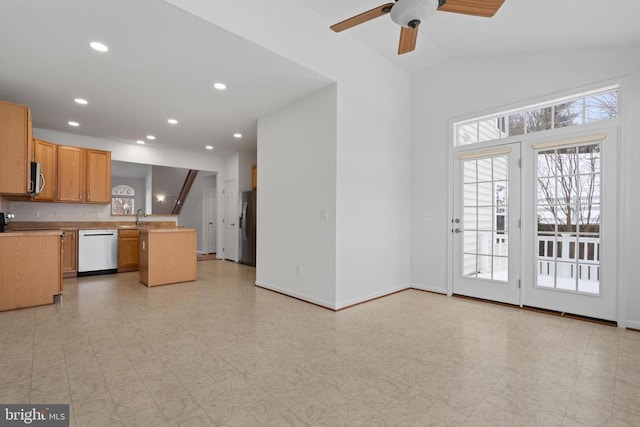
[61, 229, 78, 278]
[118, 229, 140, 272]
[0, 232, 61, 311]
[139, 229, 196, 287]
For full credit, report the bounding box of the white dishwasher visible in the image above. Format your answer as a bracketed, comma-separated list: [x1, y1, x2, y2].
[78, 229, 118, 276]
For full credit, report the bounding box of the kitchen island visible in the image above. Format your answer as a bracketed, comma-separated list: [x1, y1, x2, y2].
[0, 230, 62, 311]
[139, 227, 197, 287]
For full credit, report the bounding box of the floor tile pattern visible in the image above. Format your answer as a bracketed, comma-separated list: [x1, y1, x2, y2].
[1, 260, 639, 426]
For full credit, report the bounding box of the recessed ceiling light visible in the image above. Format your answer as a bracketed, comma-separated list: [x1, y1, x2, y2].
[167, 119, 178, 125]
[89, 41, 109, 52]
[68, 121, 79, 127]
[136, 140, 145, 145]
[205, 145, 214, 150]
[146, 135, 156, 140]
[233, 133, 242, 138]
[74, 98, 88, 105]
[213, 83, 226, 90]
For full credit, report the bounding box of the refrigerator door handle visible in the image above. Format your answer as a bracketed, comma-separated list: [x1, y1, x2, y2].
[241, 202, 249, 240]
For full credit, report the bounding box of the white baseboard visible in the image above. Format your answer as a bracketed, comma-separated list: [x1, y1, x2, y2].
[626, 320, 640, 330]
[334, 285, 410, 310]
[410, 283, 448, 294]
[254, 281, 336, 310]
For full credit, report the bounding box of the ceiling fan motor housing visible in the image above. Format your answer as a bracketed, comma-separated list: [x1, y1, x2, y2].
[390, 0, 440, 28]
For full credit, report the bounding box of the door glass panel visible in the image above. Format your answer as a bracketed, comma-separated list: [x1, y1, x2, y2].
[464, 160, 477, 183]
[493, 157, 508, 180]
[536, 143, 601, 295]
[461, 154, 510, 283]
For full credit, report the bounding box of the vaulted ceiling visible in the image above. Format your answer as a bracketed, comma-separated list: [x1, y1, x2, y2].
[0, 0, 637, 156]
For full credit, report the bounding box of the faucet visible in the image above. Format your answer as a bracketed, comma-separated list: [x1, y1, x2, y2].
[135, 208, 146, 226]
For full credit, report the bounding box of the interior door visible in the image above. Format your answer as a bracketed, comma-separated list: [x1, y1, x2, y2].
[452, 143, 521, 305]
[206, 185, 217, 253]
[223, 180, 238, 261]
[523, 130, 618, 321]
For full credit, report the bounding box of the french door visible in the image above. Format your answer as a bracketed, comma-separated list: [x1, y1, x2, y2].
[523, 129, 618, 321]
[452, 143, 521, 305]
[451, 130, 618, 321]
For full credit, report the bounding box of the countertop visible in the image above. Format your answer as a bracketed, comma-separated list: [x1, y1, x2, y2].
[138, 227, 192, 233]
[0, 230, 63, 237]
[6, 221, 178, 231]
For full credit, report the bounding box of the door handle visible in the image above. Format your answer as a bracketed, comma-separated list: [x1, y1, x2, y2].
[454, 228, 461, 234]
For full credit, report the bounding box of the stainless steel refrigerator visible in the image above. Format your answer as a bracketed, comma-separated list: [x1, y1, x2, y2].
[238, 190, 256, 266]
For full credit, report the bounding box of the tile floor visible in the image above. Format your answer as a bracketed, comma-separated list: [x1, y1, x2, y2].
[1, 260, 639, 426]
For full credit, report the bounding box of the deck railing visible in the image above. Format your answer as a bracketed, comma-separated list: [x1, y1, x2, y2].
[537, 234, 600, 282]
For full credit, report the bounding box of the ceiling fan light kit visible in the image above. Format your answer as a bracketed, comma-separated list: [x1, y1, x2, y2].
[330, 0, 505, 55]
[390, 0, 439, 28]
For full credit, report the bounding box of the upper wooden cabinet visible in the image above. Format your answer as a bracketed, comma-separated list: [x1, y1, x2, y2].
[0, 100, 33, 195]
[252, 165, 257, 190]
[56, 146, 111, 204]
[33, 139, 57, 202]
[86, 149, 111, 203]
[57, 145, 85, 202]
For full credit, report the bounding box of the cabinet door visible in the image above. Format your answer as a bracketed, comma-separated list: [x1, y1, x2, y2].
[33, 139, 57, 201]
[0, 100, 32, 195]
[57, 146, 84, 202]
[86, 149, 111, 203]
[252, 165, 257, 190]
[118, 230, 140, 272]
[61, 229, 78, 278]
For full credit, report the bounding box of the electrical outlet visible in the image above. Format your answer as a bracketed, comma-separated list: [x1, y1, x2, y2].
[34, 211, 40, 218]
[424, 211, 433, 221]
[320, 209, 328, 220]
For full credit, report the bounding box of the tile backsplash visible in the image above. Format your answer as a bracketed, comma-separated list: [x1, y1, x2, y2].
[5, 201, 176, 223]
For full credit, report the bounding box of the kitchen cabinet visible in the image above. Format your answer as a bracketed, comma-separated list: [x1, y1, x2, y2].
[0, 100, 33, 195]
[33, 139, 57, 201]
[57, 145, 85, 202]
[57, 146, 111, 204]
[118, 228, 140, 272]
[0, 231, 62, 311]
[61, 229, 78, 278]
[139, 228, 196, 287]
[86, 149, 111, 203]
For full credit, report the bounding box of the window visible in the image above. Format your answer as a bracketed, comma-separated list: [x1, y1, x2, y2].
[454, 87, 619, 146]
[111, 185, 135, 215]
[536, 143, 601, 295]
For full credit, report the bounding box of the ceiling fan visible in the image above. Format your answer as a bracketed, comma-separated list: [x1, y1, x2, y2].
[330, 0, 505, 55]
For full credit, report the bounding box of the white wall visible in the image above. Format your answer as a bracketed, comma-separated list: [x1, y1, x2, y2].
[411, 47, 640, 327]
[151, 165, 188, 214]
[169, 0, 412, 309]
[257, 86, 337, 308]
[34, 128, 225, 172]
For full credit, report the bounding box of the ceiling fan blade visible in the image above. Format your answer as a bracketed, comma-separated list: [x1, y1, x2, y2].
[398, 26, 418, 55]
[330, 3, 395, 32]
[437, 0, 505, 18]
